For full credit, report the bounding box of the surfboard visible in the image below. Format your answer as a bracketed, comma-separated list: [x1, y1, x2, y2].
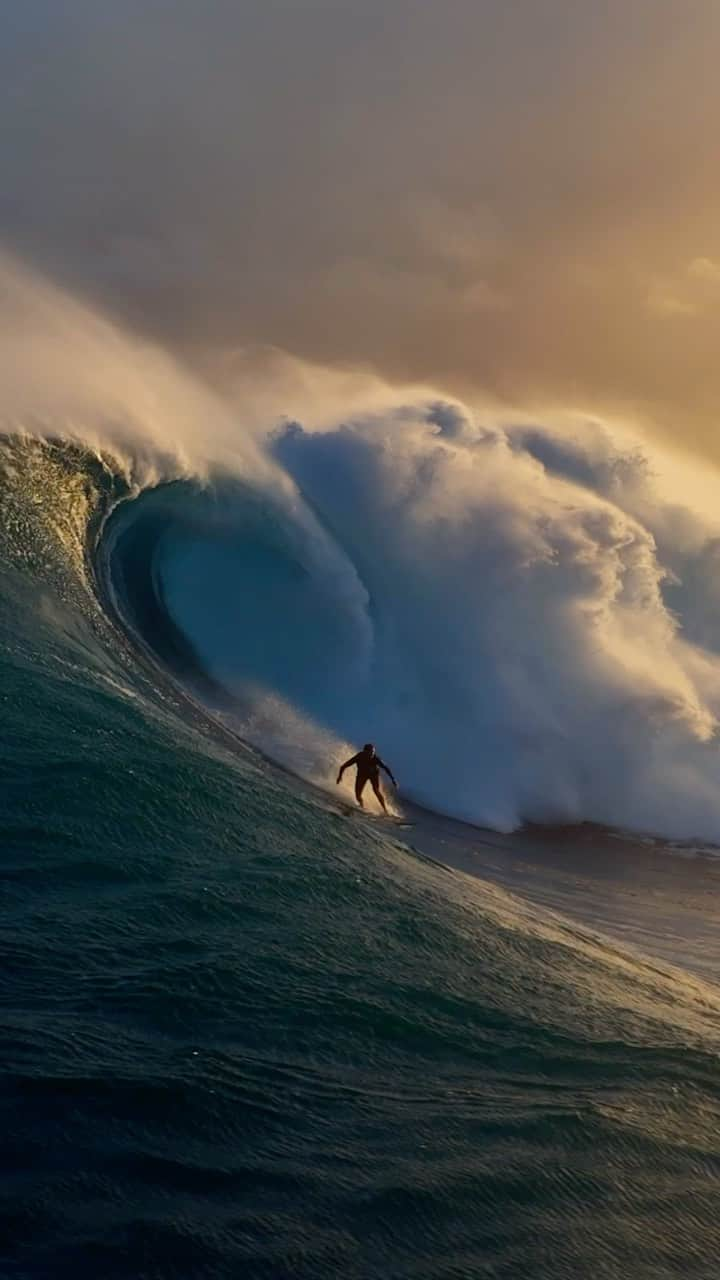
[329, 800, 413, 828]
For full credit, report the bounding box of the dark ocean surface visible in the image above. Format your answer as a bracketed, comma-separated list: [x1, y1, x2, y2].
[2, 437, 720, 1279]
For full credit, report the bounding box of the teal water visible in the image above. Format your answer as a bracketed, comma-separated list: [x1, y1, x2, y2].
[3, 438, 720, 1279]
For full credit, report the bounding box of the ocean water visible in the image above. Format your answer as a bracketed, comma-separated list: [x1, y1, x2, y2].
[3, 432, 720, 1280]
[4, 260, 720, 1276]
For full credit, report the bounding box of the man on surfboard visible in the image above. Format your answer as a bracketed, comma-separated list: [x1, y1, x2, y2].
[336, 743, 397, 813]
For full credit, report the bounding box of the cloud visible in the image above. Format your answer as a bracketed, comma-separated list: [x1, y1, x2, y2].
[688, 257, 720, 284]
[1, 1, 720, 452]
[647, 284, 698, 319]
[646, 256, 720, 320]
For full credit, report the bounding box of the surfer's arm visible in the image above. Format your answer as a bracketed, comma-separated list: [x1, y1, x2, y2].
[336, 754, 359, 783]
[378, 758, 397, 786]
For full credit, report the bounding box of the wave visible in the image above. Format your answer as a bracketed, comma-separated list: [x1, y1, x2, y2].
[98, 415, 720, 843]
[8, 263, 720, 1280]
[5, 253, 720, 841]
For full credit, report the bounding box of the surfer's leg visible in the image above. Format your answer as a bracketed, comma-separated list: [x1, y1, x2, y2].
[355, 776, 366, 808]
[371, 779, 387, 813]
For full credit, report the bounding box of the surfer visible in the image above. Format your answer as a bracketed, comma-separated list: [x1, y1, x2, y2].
[336, 742, 397, 812]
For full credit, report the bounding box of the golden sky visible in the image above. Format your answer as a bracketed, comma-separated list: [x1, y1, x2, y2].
[2, 1, 720, 449]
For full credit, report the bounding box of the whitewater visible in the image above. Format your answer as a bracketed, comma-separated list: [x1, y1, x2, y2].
[3, 254, 720, 1278]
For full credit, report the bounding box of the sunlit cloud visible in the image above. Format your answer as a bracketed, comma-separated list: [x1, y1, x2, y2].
[1, 1, 720, 454]
[647, 284, 698, 319]
[688, 257, 720, 284]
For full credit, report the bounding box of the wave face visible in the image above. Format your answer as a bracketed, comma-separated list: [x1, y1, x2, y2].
[103, 401, 720, 840]
[4, 260, 720, 1277]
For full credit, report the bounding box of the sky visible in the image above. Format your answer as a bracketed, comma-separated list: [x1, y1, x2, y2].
[2, 0, 720, 451]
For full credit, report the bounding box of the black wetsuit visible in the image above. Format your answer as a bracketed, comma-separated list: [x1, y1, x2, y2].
[349, 754, 378, 780]
[338, 750, 396, 807]
[345, 753, 393, 785]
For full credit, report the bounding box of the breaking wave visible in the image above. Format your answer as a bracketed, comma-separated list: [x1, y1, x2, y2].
[5, 251, 720, 840]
